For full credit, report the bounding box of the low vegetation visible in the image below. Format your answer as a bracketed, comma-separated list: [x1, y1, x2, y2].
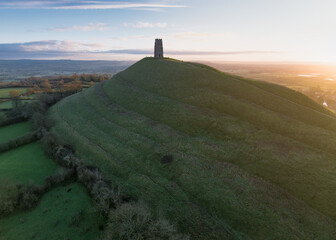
[104, 202, 188, 240]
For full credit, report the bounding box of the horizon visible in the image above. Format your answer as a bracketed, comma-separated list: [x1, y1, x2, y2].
[0, 0, 335, 63]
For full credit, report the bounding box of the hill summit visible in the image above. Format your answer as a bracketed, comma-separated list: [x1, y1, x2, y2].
[50, 58, 336, 239]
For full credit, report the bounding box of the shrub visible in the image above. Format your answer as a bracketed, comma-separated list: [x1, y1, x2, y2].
[104, 202, 189, 240]
[19, 186, 39, 210]
[90, 180, 121, 215]
[40, 132, 59, 156]
[0, 180, 19, 217]
[44, 168, 75, 190]
[160, 154, 174, 164]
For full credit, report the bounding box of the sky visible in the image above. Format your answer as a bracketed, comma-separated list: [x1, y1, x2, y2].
[0, 0, 335, 63]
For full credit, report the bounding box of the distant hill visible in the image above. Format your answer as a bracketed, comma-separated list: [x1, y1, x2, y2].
[50, 58, 336, 239]
[0, 60, 133, 82]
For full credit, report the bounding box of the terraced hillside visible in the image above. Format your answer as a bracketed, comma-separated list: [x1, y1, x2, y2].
[50, 58, 336, 239]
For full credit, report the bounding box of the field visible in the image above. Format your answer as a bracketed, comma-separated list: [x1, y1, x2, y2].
[0, 143, 57, 184]
[0, 122, 32, 143]
[0, 183, 104, 240]
[50, 58, 336, 239]
[0, 88, 28, 98]
[0, 99, 35, 110]
[0, 121, 103, 239]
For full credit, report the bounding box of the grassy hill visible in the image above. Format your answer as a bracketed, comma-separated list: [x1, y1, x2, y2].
[50, 58, 336, 239]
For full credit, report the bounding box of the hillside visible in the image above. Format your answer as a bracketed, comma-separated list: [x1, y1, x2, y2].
[50, 58, 336, 239]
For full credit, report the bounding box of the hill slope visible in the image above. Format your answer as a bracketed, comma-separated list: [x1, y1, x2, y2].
[50, 58, 336, 239]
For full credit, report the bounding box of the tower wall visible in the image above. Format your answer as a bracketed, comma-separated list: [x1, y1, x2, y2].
[154, 39, 164, 58]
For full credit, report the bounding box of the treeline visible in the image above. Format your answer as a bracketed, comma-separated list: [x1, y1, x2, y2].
[0, 73, 111, 95]
[23, 73, 111, 87]
[1, 92, 74, 127]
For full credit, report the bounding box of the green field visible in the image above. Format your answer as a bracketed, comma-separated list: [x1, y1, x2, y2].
[50, 58, 336, 239]
[0, 99, 35, 110]
[0, 122, 32, 144]
[0, 120, 103, 239]
[0, 183, 104, 240]
[0, 100, 13, 110]
[0, 142, 57, 184]
[0, 88, 27, 98]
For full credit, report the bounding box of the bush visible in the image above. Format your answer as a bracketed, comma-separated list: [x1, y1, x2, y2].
[160, 155, 174, 164]
[40, 132, 59, 156]
[0, 180, 19, 217]
[104, 202, 189, 240]
[31, 112, 48, 129]
[90, 180, 121, 215]
[19, 188, 39, 210]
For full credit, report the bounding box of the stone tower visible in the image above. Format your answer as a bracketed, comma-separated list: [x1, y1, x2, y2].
[154, 39, 164, 58]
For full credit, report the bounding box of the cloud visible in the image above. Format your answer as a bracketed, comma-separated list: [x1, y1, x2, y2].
[171, 32, 237, 40]
[124, 21, 168, 29]
[0, 40, 280, 60]
[51, 23, 108, 32]
[0, 1, 185, 10]
[105, 49, 280, 55]
[0, 40, 104, 59]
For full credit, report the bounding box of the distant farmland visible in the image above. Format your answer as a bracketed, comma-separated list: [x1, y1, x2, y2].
[0, 60, 133, 82]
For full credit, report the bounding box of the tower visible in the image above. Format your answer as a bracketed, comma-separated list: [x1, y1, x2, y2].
[154, 39, 164, 58]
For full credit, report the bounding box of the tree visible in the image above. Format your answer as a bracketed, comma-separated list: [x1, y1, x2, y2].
[26, 88, 34, 96]
[9, 90, 21, 108]
[41, 79, 52, 93]
[72, 73, 80, 81]
[33, 85, 41, 94]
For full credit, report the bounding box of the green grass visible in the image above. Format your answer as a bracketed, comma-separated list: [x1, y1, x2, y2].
[0, 100, 13, 110]
[0, 99, 35, 110]
[0, 121, 104, 240]
[0, 183, 104, 240]
[0, 88, 27, 98]
[0, 142, 57, 185]
[0, 122, 32, 144]
[50, 58, 336, 239]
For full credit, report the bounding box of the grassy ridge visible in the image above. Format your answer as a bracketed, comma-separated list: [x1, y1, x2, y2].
[0, 183, 104, 240]
[50, 58, 336, 239]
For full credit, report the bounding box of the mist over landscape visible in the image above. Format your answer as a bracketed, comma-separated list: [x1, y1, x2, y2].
[1, 1, 336, 240]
